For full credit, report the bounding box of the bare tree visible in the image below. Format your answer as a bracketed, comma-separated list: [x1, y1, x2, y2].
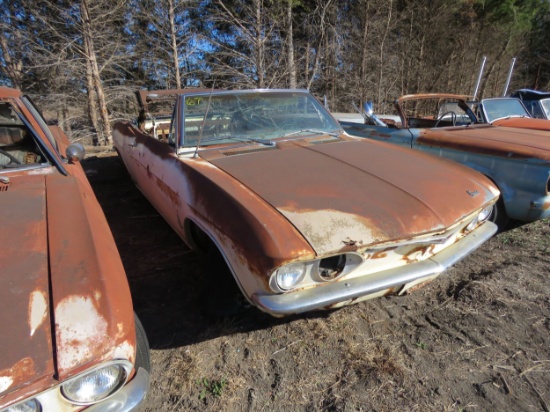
[132, 0, 200, 90]
[0, 1, 31, 89]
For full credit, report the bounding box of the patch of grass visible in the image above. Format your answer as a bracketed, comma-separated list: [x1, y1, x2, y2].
[416, 341, 427, 350]
[198, 377, 228, 400]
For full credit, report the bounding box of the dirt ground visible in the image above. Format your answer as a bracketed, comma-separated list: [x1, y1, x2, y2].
[83, 149, 550, 412]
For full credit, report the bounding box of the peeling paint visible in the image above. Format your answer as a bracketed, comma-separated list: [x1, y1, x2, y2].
[280, 209, 377, 256]
[26, 167, 56, 175]
[0, 376, 13, 394]
[55, 295, 108, 371]
[112, 340, 135, 362]
[28, 290, 47, 337]
[0, 358, 36, 395]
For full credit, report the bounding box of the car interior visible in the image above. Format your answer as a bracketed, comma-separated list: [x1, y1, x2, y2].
[0, 102, 45, 168]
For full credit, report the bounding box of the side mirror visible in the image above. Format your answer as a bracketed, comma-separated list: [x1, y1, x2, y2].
[66, 143, 86, 163]
[363, 101, 374, 116]
[362, 100, 388, 128]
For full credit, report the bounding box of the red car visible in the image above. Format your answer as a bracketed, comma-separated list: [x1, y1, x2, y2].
[0, 87, 150, 412]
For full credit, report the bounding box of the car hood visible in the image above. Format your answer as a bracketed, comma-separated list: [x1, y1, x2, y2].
[203, 138, 497, 256]
[0, 173, 55, 397]
[492, 117, 550, 131]
[420, 125, 550, 161]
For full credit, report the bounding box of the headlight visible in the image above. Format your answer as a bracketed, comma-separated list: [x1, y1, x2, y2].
[61, 362, 130, 405]
[466, 204, 494, 231]
[478, 204, 493, 222]
[274, 263, 306, 291]
[3, 399, 40, 412]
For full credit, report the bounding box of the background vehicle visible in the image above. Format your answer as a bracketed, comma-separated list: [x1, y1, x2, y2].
[0, 87, 150, 412]
[510, 89, 550, 120]
[341, 93, 550, 228]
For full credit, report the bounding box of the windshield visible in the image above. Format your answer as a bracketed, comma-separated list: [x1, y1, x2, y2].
[541, 99, 550, 119]
[399, 98, 474, 127]
[0, 100, 49, 170]
[180, 90, 342, 147]
[481, 98, 530, 122]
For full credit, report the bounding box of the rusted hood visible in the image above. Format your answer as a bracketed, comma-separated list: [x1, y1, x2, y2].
[492, 117, 550, 131]
[0, 173, 54, 397]
[420, 125, 550, 161]
[204, 139, 497, 255]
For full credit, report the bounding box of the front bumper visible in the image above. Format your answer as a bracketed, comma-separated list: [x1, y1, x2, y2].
[253, 221, 497, 316]
[87, 367, 149, 412]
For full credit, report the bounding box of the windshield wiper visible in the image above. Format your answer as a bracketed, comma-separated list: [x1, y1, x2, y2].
[281, 129, 341, 138]
[248, 137, 275, 146]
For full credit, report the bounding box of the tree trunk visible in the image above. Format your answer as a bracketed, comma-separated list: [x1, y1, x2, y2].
[359, 0, 371, 104]
[254, 0, 265, 88]
[83, 29, 101, 146]
[286, 0, 296, 89]
[479, 35, 512, 99]
[80, 0, 112, 145]
[168, 0, 181, 89]
[0, 34, 23, 90]
[376, 0, 392, 111]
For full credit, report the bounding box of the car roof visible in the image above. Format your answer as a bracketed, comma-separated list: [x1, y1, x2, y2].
[510, 89, 550, 100]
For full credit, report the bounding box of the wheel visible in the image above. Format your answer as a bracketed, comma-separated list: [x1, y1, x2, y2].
[0, 148, 21, 166]
[434, 111, 456, 127]
[134, 313, 151, 373]
[200, 246, 249, 318]
[489, 198, 509, 231]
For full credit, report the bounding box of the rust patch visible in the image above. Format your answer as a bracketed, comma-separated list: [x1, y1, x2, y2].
[417, 126, 550, 161]
[405, 279, 434, 294]
[371, 250, 389, 259]
[401, 244, 435, 264]
[0, 358, 36, 395]
[154, 175, 181, 207]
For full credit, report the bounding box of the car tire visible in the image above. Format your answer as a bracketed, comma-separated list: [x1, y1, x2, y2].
[201, 246, 249, 318]
[134, 313, 151, 373]
[490, 198, 509, 231]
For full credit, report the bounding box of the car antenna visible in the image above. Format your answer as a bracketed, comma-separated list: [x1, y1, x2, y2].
[502, 58, 516, 96]
[194, 81, 216, 158]
[472, 56, 486, 101]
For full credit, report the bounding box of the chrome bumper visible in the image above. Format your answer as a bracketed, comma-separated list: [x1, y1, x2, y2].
[88, 367, 150, 412]
[253, 221, 497, 316]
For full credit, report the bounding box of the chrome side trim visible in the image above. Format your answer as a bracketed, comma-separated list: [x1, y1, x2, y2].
[252, 222, 497, 316]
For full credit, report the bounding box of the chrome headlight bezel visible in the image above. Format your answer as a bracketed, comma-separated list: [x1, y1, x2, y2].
[2, 398, 41, 412]
[466, 204, 494, 232]
[271, 262, 307, 292]
[60, 360, 132, 405]
[269, 253, 363, 293]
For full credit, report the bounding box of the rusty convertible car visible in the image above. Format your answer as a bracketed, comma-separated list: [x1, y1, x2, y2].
[341, 93, 550, 228]
[0, 87, 150, 412]
[113, 89, 499, 317]
[438, 96, 550, 131]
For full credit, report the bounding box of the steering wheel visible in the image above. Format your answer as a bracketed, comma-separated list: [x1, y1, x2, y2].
[0, 148, 21, 166]
[434, 111, 457, 127]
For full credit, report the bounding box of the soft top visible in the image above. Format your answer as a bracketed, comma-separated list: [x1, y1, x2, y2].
[510, 89, 550, 101]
